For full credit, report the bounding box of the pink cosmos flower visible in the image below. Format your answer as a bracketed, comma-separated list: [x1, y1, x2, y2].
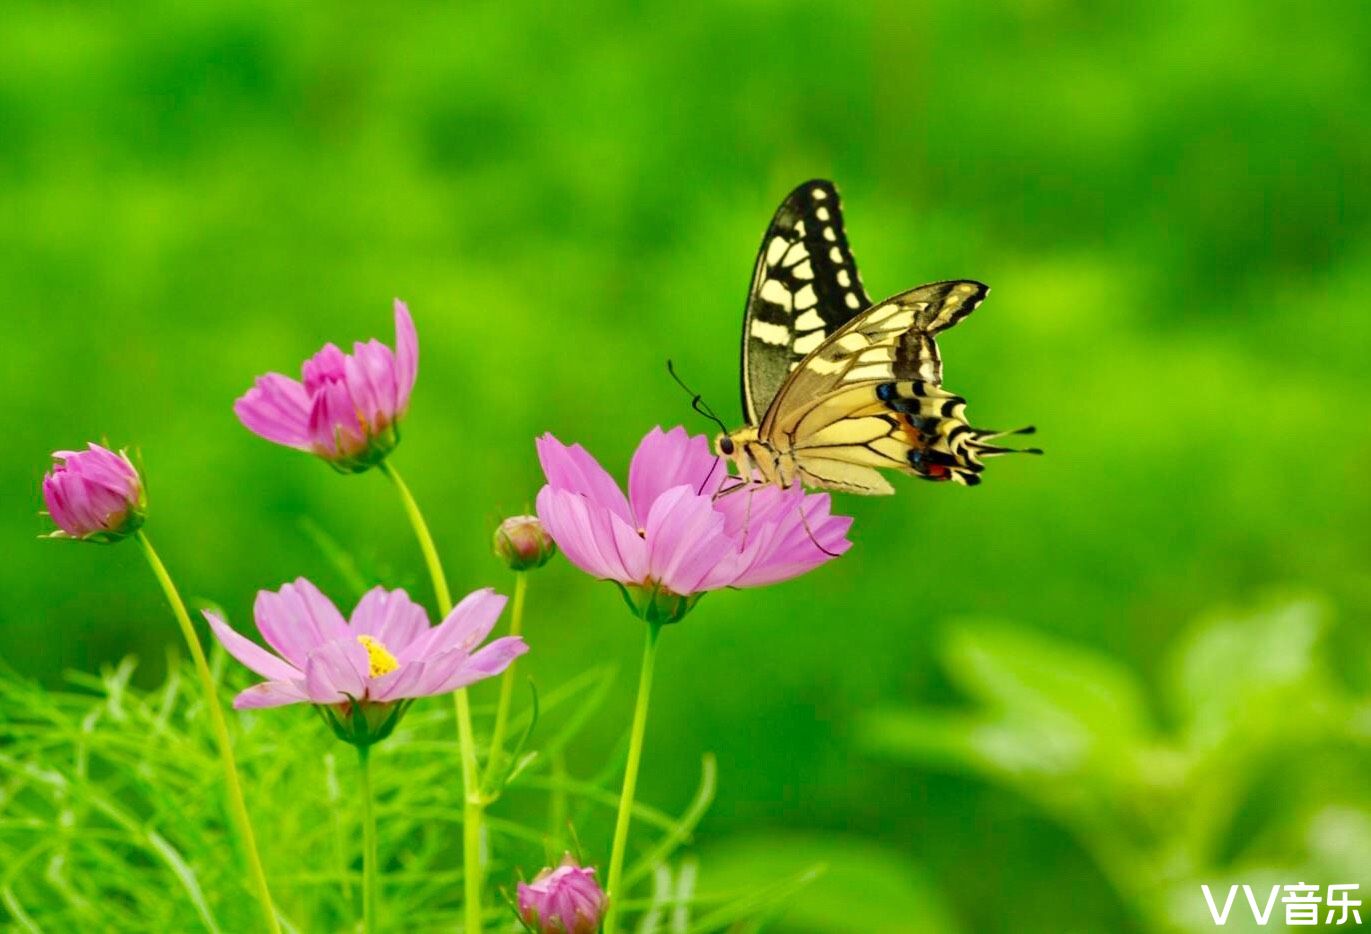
[535, 426, 852, 623]
[517, 857, 607, 934]
[41, 443, 146, 542]
[206, 579, 527, 746]
[234, 300, 419, 472]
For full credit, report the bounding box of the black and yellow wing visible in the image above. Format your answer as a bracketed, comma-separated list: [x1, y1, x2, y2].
[740, 180, 872, 426]
[760, 281, 1037, 489]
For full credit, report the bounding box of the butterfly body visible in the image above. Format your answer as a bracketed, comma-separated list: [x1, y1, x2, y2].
[717, 180, 1037, 491]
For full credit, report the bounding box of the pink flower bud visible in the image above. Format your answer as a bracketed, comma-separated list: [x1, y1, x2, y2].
[493, 515, 557, 571]
[234, 300, 419, 473]
[41, 443, 146, 543]
[517, 857, 607, 934]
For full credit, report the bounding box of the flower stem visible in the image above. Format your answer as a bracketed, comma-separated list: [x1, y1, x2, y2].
[602, 621, 662, 934]
[134, 531, 280, 934]
[481, 570, 527, 789]
[378, 460, 451, 610]
[358, 745, 378, 934]
[378, 460, 484, 931]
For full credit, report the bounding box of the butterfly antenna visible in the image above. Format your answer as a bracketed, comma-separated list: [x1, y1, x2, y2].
[666, 359, 729, 435]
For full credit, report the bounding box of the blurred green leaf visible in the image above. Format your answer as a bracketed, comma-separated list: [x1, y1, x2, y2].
[942, 619, 1152, 755]
[699, 835, 960, 934]
[1168, 601, 1338, 748]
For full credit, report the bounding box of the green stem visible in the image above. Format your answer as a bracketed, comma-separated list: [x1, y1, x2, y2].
[378, 460, 451, 611]
[602, 622, 662, 934]
[358, 745, 378, 934]
[134, 531, 280, 934]
[482, 571, 528, 789]
[379, 460, 483, 932]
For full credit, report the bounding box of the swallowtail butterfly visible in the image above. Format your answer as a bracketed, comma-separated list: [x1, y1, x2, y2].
[714, 180, 1038, 493]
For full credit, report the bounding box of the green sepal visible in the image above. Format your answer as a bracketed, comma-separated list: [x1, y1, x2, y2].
[318, 696, 413, 748]
[319, 422, 402, 475]
[616, 580, 703, 625]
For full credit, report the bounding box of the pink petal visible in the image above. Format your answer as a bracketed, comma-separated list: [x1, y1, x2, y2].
[712, 482, 798, 537]
[535, 434, 632, 525]
[368, 658, 429, 702]
[302, 343, 349, 393]
[536, 486, 647, 584]
[303, 638, 369, 703]
[70, 444, 138, 493]
[349, 587, 430, 652]
[398, 587, 506, 662]
[204, 611, 301, 681]
[353, 338, 403, 421]
[642, 485, 732, 595]
[628, 426, 722, 522]
[730, 495, 853, 587]
[307, 379, 367, 457]
[254, 578, 351, 668]
[393, 299, 418, 411]
[698, 516, 777, 590]
[431, 637, 528, 694]
[234, 373, 314, 450]
[42, 474, 78, 532]
[233, 680, 310, 709]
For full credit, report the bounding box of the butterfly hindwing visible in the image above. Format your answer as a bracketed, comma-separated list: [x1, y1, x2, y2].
[741, 180, 872, 425]
[757, 280, 1034, 488]
[784, 380, 1035, 488]
[761, 279, 989, 432]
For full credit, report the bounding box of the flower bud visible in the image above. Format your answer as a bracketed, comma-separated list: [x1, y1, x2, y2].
[41, 443, 146, 543]
[234, 300, 418, 474]
[517, 856, 607, 934]
[493, 515, 557, 571]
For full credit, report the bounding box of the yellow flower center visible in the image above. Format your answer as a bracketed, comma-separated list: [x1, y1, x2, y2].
[356, 635, 399, 678]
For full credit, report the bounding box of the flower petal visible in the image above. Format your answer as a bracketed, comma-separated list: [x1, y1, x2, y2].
[368, 658, 429, 702]
[628, 426, 721, 522]
[233, 680, 310, 709]
[642, 484, 732, 595]
[345, 339, 399, 429]
[307, 378, 367, 457]
[254, 578, 351, 668]
[432, 637, 528, 694]
[234, 373, 314, 450]
[729, 493, 853, 587]
[536, 486, 649, 584]
[70, 443, 138, 494]
[535, 434, 632, 524]
[204, 610, 300, 682]
[302, 343, 349, 393]
[42, 473, 79, 533]
[303, 638, 369, 703]
[349, 586, 430, 652]
[393, 299, 418, 411]
[398, 588, 507, 663]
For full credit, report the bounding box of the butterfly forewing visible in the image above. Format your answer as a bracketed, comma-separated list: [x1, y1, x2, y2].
[741, 180, 873, 425]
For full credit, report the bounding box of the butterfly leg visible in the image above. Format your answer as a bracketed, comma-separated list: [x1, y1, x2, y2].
[799, 500, 842, 558]
[740, 486, 756, 549]
[713, 477, 752, 499]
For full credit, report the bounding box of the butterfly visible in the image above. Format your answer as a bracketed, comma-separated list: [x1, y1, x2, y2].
[713, 179, 1038, 494]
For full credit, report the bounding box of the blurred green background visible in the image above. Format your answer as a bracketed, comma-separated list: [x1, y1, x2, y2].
[4, 0, 1370, 930]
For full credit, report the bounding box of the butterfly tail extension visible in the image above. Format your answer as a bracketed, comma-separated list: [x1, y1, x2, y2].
[874, 380, 1040, 486]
